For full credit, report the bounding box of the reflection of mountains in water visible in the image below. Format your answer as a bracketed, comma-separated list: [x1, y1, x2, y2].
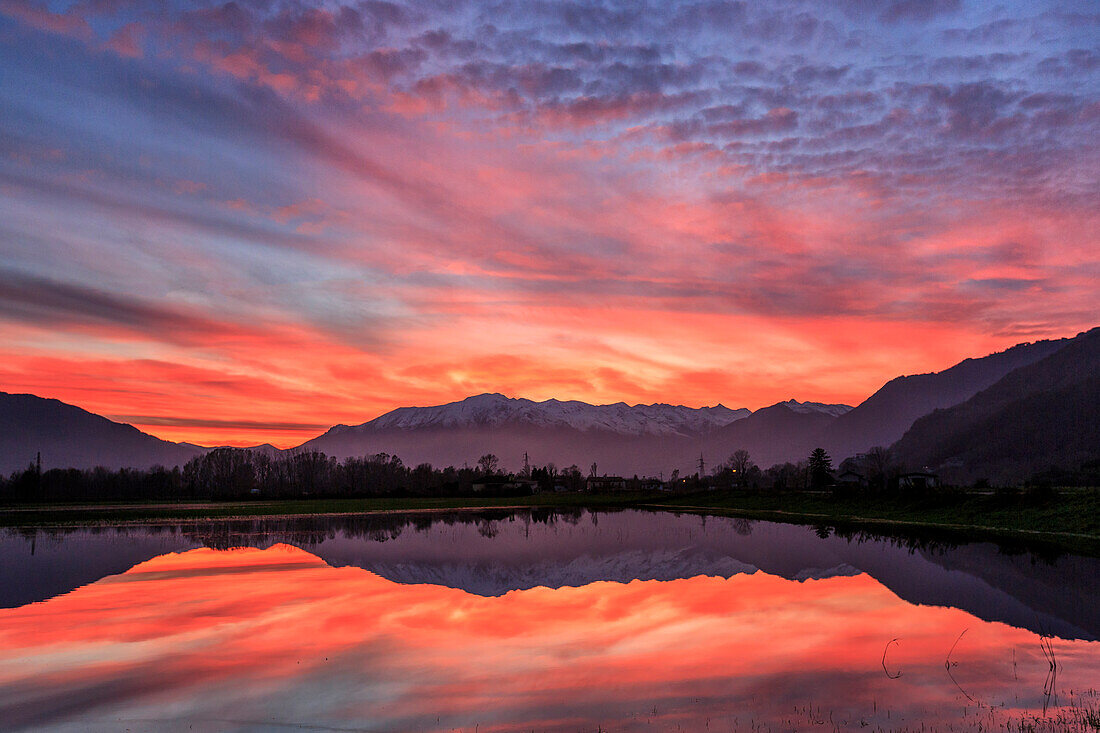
[2, 509, 1097, 641]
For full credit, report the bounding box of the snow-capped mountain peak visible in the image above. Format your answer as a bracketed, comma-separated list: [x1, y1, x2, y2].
[350, 393, 751, 437]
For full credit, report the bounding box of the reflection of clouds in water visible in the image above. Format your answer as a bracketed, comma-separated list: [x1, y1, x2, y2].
[1, 544, 1099, 732]
[0, 665, 198, 730]
[3, 509, 1100, 642]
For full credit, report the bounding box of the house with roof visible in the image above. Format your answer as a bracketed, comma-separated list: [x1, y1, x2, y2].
[898, 471, 938, 491]
[586, 475, 627, 492]
[836, 470, 867, 488]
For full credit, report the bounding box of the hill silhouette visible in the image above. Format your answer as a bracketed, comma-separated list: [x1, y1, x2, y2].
[0, 392, 203, 475]
[891, 328, 1100, 484]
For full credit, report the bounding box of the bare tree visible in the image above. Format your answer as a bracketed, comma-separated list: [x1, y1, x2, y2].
[727, 449, 753, 486]
[563, 464, 582, 491]
[866, 446, 894, 490]
[477, 453, 499, 476]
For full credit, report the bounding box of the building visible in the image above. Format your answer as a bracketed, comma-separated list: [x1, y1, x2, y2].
[586, 475, 627, 492]
[836, 470, 867, 488]
[898, 472, 938, 491]
[470, 477, 538, 494]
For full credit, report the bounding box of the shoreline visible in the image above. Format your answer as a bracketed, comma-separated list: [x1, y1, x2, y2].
[3, 489, 1098, 556]
[639, 503, 1100, 557]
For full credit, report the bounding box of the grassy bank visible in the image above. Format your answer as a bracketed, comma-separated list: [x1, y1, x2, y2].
[3, 488, 1098, 556]
[644, 487, 1100, 556]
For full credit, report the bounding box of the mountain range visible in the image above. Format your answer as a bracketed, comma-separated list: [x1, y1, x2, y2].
[350, 394, 752, 436]
[298, 394, 775, 477]
[1, 327, 1096, 482]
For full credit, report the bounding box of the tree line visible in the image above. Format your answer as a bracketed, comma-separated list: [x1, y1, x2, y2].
[0, 444, 900, 503]
[709, 445, 908, 492]
[0, 448, 544, 503]
[4, 441, 1084, 504]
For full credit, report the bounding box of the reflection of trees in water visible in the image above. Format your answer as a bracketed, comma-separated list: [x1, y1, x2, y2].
[557, 507, 584, 525]
[476, 519, 499, 538]
[174, 508, 599, 549]
[1, 509, 1066, 564]
[825, 524, 1064, 565]
[834, 526, 961, 555]
[1, 508, 607, 551]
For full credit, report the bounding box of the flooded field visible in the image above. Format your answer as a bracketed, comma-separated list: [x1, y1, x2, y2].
[1, 509, 1098, 731]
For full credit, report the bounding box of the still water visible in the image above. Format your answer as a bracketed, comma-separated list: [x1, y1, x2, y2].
[1, 509, 1098, 731]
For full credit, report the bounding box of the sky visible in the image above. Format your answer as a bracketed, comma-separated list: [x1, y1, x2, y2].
[1, 0, 1097, 447]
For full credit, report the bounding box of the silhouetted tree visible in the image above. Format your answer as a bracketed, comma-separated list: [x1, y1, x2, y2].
[727, 449, 754, 488]
[764, 461, 807, 492]
[865, 445, 896, 491]
[808, 448, 834, 489]
[477, 453, 499, 476]
[562, 464, 584, 491]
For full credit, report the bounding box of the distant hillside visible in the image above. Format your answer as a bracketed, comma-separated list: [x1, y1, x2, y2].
[891, 328, 1100, 485]
[701, 401, 850, 468]
[820, 336, 1071, 461]
[0, 392, 203, 475]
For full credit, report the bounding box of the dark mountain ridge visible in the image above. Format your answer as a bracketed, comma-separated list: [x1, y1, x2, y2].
[892, 327, 1100, 484]
[817, 336, 1072, 461]
[0, 392, 203, 475]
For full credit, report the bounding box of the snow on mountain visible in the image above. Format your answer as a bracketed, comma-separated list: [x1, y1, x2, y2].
[778, 399, 854, 417]
[345, 393, 751, 437]
[344, 555, 865, 596]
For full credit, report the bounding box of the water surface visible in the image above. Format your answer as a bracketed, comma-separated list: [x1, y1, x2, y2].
[1, 509, 1097, 731]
